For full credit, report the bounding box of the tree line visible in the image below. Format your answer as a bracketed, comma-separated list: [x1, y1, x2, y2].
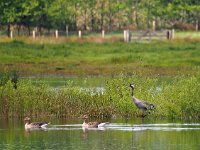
[0, 0, 199, 36]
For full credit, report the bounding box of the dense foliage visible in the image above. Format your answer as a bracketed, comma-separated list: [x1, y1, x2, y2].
[0, 0, 199, 35]
[0, 74, 200, 119]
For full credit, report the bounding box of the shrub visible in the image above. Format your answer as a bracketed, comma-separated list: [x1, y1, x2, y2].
[173, 22, 196, 31]
[0, 71, 19, 89]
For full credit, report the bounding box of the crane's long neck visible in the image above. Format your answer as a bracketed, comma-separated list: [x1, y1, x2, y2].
[131, 87, 134, 97]
[131, 87, 138, 103]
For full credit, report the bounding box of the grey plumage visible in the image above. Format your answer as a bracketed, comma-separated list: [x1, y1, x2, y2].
[130, 83, 155, 117]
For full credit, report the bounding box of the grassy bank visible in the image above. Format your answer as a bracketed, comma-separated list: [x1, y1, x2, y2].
[0, 74, 200, 119]
[0, 38, 200, 76]
[0, 33, 200, 119]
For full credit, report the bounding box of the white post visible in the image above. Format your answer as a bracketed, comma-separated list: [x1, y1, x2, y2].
[102, 30, 105, 38]
[124, 30, 127, 42]
[78, 30, 81, 38]
[152, 20, 156, 31]
[55, 30, 58, 38]
[10, 30, 13, 39]
[32, 30, 36, 38]
[196, 20, 198, 31]
[171, 29, 175, 39]
[126, 30, 130, 42]
[66, 25, 68, 36]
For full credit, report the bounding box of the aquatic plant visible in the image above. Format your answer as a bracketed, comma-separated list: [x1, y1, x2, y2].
[0, 71, 19, 89]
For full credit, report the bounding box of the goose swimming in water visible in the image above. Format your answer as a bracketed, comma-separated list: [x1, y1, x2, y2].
[82, 115, 109, 128]
[130, 83, 156, 117]
[24, 117, 49, 129]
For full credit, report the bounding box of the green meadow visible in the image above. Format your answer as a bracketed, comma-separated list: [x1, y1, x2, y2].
[0, 37, 200, 76]
[0, 34, 200, 119]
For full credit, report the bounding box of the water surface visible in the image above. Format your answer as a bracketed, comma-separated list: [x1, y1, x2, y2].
[0, 118, 200, 150]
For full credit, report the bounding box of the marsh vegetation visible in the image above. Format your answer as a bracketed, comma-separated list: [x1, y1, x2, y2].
[0, 73, 199, 119]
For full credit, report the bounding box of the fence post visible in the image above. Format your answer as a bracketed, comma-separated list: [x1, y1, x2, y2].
[10, 30, 13, 39]
[127, 30, 131, 42]
[196, 20, 198, 31]
[123, 30, 131, 42]
[102, 30, 105, 38]
[152, 20, 156, 31]
[55, 30, 58, 38]
[78, 30, 81, 38]
[32, 30, 36, 38]
[171, 29, 175, 39]
[166, 30, 170, 40]
[124, 30, 126, 42]
[124, 30, 131, 42]
[127, 30, 129, 42]
[66, 25, 68, 36]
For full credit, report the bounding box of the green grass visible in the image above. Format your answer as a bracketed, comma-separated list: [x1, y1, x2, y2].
[175, 31, 200, 38]
[0, 39, 200, 76]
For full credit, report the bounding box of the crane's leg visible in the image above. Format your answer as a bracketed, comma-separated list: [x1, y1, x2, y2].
[141, 110, 147, 118]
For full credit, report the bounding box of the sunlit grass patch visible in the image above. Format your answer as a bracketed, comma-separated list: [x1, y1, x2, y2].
[175, 31, 200, 39]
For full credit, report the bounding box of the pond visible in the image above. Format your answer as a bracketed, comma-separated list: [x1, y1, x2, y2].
[24, 76, 108, 87]
[0, 118, 200, 150]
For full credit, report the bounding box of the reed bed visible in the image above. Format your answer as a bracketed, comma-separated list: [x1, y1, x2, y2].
[0, 74, 199, 119]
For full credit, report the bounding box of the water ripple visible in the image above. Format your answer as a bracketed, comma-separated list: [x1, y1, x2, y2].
[41, 123, 200, 132]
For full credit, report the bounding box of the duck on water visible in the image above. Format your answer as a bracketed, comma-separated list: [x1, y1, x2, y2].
[24, 117, 49, 129]
[82, 115, 109, 128]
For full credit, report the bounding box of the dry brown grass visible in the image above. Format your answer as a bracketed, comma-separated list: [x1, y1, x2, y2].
[0, 31, 199, 44]
[0, 35, 122, 44]
[172, 37, 200, 44]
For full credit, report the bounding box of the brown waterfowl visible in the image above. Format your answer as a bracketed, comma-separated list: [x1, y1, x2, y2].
[24, 117, 49, 129]
[82, 115, 109, 128]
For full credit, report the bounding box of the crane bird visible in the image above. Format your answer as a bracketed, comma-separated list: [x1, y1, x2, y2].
[24, 117, 49, 129]
[130, 83, 155, 117]
[82, 115, 109, 128]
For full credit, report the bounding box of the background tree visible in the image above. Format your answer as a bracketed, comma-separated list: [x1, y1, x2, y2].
[0, 0, 17, 36]
[0, 0, 199, 36]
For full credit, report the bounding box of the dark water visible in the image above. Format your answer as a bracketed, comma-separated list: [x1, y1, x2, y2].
[0, 118, 200, 150]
